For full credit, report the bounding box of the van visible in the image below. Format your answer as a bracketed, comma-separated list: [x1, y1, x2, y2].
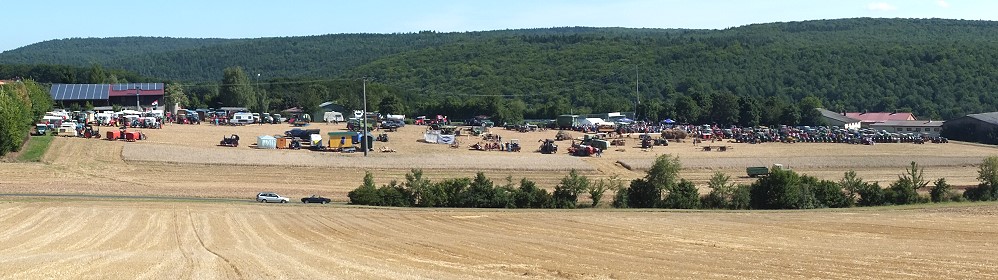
[229, 112, 255, 125]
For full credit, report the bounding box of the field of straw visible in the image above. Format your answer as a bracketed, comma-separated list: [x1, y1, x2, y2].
[2, 123, 998, 278]
[0, 200, 996, 279]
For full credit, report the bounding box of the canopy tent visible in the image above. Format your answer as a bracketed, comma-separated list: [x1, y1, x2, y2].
[661, 119, 676, 124]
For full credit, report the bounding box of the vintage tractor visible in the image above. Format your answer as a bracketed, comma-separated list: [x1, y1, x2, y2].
[539, 139, 558, 154]
[81, 125, 101, 139]
[220, 134, 240, 147]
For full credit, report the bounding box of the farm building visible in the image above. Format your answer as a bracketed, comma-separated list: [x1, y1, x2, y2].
[49, 83, 164, 109]
[845, 111, 916, 128]
[816, 108, 861, 129]
[942, 112, 998, 144]
[870, 120, 944, 137]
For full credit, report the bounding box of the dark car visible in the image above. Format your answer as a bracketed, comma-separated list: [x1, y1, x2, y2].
[301, 195, 331, 204]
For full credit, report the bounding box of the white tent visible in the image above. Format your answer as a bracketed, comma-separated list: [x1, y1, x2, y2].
[579, 118, 608, 126]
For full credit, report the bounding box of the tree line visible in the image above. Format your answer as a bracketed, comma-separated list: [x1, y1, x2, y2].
[8, 18, 998, 123]
[348, 155, 998, 209]
[0, 80, 53, 156]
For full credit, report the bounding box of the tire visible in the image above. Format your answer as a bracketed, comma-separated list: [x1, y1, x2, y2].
[259, 199, 265, 203]
[281, 200, 287, 203]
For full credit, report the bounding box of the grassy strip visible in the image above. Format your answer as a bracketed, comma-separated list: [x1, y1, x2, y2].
[18, 135, 53, 162]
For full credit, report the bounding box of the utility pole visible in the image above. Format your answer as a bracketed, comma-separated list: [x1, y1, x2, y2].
[135, 87, 141, 111]
[635, 65, 639, 119]
[362, 78, 368, 157]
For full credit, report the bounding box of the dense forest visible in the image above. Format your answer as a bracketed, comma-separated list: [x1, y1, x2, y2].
[4, 18, 998, 125]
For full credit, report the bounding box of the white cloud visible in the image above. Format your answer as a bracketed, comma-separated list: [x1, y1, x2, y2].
[937, 0, 950, 8]
[867, 2, 898, 11]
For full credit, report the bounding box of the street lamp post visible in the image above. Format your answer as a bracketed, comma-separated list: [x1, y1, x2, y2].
[362, 78, 368, 157]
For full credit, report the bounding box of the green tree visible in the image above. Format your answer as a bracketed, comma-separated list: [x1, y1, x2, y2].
[218, 66, 256, 107]
[164, 83, 189, 112]
[739, 96, 762, 127]
[348, 172, 380, 205]
[799, 96, 824, 126]
[703, 172, 736, 209]
[553, 170, 590, 209]
[929, 178, 952, 203]
[378, 94, 408, 116]
[711, 91, 740, 125]
[839, 171, 863, 206]
[662, 179, 700, 209]
[887, 161, 928, 205]
[623, 154, 682, 208]
[673, 95, 700, 124]
[977, 156, 998, 199]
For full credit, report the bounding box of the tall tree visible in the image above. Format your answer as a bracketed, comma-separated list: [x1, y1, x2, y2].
[218, 66, 255, 107]
[711, 91, 740, 125]
[799, 95, 824, 126]
[673, 95, 700, 124]
[164, 83, 189, 112]
[378, 94, 407, 116]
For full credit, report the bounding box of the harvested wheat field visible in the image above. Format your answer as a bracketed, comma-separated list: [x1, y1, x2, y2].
[1, 123, 996, 201]
[2, 123, 998, 279]
[0, 200, 996, 279]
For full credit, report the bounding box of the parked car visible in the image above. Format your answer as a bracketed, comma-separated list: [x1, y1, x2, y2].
[301, 195, 331, 204]
[256, 192, 289, 203]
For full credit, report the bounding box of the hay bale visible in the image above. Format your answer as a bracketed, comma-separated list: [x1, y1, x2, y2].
[661, 129, 688, 139]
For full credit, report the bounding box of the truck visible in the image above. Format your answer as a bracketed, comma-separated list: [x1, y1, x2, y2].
[746, 166, 769, 178]
[556, 115, 580, 129]
[746, 164, 787, 178]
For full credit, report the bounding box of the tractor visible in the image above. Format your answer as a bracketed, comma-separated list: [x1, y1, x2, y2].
[220, 134, 240, 147]
[539, 139, 558, 154]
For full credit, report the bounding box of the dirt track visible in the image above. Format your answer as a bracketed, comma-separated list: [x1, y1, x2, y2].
[1, 200, 996, 279]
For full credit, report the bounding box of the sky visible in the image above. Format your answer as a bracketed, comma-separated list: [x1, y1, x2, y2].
[2, 0, 996, 52]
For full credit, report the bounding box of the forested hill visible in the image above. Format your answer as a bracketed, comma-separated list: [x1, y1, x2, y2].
[0, 37, 239, 67]
[0, 27, 683, 81]
[4, 18, 998, 122]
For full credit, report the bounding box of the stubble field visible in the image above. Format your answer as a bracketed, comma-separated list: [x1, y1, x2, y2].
[3, 122, 998, 278]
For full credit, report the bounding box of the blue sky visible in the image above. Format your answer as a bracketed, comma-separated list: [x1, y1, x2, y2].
[2, 0, 994, 52]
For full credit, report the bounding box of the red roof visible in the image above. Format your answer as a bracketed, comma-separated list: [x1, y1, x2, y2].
[844, 112, 915, 122]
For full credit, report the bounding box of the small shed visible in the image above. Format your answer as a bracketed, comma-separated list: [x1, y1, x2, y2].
[257, 135, 277, 149]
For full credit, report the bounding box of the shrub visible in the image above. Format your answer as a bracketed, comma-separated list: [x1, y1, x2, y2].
[459, 172, 502, 208]
[977, 156, 998, 200]
[621, 154, 681, 208]
[625, 179, 659, 208]
[964, 184, 993, 201]
[811, 179, 850, 208]
[857, 182, 887, 207]
[731, 184, 752, 210]
[612, 185, 629, 208]
[553, 170, 590, 209]
[588, 177, 619, 208]
[514, 178, 551, 208]
[377, 180, 411, 207]
[661, 179, 700, 209]
[839, 171, 863, 206]
[929, 178, 952, 203]
[348, 172, 381, 205]
[887, 162, 928, 205]
[750, 167, 816, 209]
[703, 172, 735, 209]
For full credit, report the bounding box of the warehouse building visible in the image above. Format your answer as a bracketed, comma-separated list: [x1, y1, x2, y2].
[942, 112, 998, 144]
[49, 83, 164, 110]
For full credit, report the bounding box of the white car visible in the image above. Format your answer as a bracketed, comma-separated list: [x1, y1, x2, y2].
[256, 192, 289, 203]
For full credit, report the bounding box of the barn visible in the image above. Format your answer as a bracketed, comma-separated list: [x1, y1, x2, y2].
[49, 83, 164, 109]
[942, 112, 998, 145]
[816, 108, 861, 129]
